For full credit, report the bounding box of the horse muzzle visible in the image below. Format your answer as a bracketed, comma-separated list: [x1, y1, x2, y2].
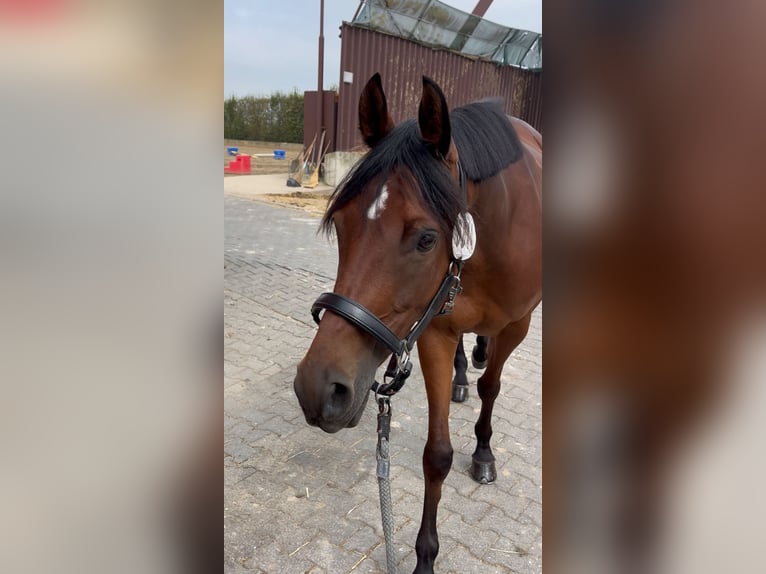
[295, 269, 461, 432]
[293, 365, 371, 433]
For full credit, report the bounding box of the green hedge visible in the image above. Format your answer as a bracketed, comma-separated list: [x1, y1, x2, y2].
[224, 90, 303, 143]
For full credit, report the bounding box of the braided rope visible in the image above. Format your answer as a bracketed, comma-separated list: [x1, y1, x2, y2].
[376, 398, 397, 573]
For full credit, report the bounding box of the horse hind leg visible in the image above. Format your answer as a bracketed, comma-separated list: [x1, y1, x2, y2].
[452, 335, 490, 402]
[471, 335, 489, 369]
[451, 337, 469, 402]
[471, 315, 533, 484]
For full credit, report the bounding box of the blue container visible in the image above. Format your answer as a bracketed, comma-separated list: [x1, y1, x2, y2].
[227, 146, 239, 156]
[273, 149, 286, 160]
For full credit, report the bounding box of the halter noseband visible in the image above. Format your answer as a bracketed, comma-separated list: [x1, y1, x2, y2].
[310, 161, 468, 397]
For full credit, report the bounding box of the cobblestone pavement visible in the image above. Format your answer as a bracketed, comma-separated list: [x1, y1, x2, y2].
[224, 195, 542, 573]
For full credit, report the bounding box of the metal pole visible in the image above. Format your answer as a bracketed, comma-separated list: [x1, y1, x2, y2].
[450, 0, 494, 52]
[317, 0, 325, 148]
[352, 0, 365, 22]
[471, 0, 493, 18]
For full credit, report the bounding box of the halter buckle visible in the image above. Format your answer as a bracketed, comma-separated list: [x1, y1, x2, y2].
[373, 350, 412, 398]
[440, 280, 462, 315]
[439, 260, 464, 316]
[396, 346, 411, 373]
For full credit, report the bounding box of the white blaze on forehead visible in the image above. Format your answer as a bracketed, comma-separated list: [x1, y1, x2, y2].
[366, 184, 389, 219]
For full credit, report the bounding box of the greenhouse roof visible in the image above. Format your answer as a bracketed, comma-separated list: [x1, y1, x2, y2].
[352, 0, 542, 70]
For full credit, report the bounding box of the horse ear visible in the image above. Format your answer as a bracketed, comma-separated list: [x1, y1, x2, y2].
[418, 76, 451, 157]
[358, 73, 394, 148]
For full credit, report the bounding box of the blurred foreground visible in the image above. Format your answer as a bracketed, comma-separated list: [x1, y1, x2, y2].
[545, 0, 766, 572]
[0, 2, 221, 573]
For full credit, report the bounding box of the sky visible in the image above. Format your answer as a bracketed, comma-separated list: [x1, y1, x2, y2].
[224, 0, 542, 97]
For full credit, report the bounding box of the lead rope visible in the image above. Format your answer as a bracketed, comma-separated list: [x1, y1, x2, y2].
[372, 262, 463, 574]
[376, 397, 397, 573]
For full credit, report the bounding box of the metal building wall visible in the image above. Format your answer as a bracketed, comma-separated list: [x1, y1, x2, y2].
[303, 90, 338, 152]
[336, 24, 542, 151]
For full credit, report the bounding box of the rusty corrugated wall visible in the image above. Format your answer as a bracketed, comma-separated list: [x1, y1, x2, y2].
[336, 23, 542, 151]
[303, 90, 338, 153]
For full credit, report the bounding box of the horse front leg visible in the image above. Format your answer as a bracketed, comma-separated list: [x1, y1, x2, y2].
[413, 329, 458, 574]
[472, 315, 533, 484]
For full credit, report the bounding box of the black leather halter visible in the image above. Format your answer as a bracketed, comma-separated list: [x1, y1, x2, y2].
[310, 162, 468, 397]
[311, 260, 463, 396]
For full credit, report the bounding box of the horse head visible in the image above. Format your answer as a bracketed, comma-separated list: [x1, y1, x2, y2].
[293, 74, 466, 433]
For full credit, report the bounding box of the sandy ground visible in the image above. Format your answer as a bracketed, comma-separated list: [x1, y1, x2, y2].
[257, 192, 331, 217]
[224, 140, 335, 216]
[224, 173, 333, 217]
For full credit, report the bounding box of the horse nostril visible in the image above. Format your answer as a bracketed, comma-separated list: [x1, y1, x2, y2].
[331, 382, 348, 398]
[323, 381, 353, 419]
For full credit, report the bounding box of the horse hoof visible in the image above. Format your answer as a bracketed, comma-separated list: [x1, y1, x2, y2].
[452, 384, 468, 402]
[471, 347, 487, 370]
[471, 459, 497, 484]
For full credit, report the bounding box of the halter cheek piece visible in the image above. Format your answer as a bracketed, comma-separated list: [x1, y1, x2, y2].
[310, 162, 468, 397]
[311, 259, 463, 396]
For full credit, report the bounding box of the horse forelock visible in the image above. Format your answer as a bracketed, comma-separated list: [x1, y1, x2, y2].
[321, 100, 523, 238]
[321, 120, 464, 237]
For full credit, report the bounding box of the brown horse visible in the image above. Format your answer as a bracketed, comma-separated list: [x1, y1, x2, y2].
[293, 73, 542, 573]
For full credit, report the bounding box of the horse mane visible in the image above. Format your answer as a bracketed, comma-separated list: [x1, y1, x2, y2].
[321, 99, 522, 236]
[450, 99, 523, 182]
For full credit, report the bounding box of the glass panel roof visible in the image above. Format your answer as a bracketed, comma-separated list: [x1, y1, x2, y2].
[353, 0, 542, 69]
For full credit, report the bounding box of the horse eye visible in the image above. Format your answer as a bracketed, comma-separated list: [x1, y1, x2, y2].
[417, 232, 438, 252]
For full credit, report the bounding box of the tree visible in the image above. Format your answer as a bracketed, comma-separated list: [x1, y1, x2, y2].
[223, 91, 304, 142]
